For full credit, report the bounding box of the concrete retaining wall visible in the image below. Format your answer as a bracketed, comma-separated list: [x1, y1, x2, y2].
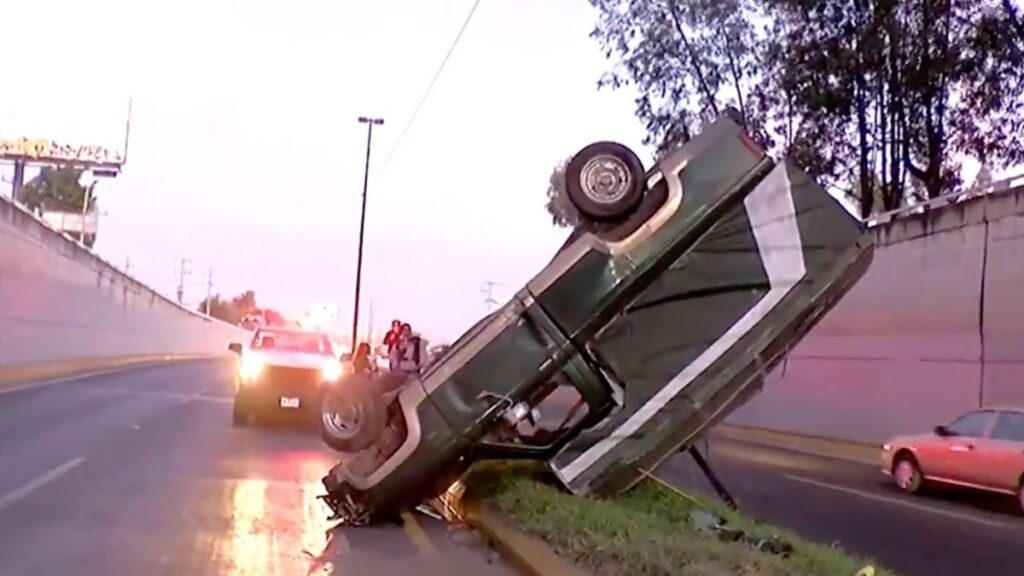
[0, 195, 247, 370]
[729, 184, 1024, 444]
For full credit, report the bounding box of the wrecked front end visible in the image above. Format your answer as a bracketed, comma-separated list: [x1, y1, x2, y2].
[318, 291, 618, 525]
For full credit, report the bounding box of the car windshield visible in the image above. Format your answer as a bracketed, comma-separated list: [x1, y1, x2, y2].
[252, 331, 332, 355]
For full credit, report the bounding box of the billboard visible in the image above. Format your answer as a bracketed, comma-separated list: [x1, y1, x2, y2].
[0, 137, 124, 167]
[0, 94, 130, 169]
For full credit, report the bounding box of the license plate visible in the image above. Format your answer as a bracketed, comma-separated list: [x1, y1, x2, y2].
[280, 397, 300, 408]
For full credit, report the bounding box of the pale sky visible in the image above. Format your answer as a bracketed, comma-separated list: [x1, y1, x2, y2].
[0, 0, 651, 342]
[1, 0, 1016, 343]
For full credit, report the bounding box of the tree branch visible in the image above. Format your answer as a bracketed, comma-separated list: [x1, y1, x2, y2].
[1003, 0, 1024, 44]
[665, 1, 720, 116]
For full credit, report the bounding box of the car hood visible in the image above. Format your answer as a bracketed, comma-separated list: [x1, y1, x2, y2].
[248, 350, 335, 369]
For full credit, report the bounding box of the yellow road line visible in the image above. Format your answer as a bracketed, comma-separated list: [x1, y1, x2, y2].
[400, 510, 441, 560]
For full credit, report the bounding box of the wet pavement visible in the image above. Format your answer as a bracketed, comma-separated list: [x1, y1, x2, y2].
[0, 360, 516, 576]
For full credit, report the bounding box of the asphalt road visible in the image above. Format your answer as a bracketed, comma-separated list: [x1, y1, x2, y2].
[663, 436, 1024, 576]
[0, 360, 515, 576]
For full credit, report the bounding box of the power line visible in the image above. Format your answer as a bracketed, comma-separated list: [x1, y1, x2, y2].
[375, 0, 483, 176]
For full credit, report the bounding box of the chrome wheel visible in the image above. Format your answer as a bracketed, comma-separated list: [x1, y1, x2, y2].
[578, 154, 633, 205]
[322, 397, 363, 439]
[894, 458, 921, 493]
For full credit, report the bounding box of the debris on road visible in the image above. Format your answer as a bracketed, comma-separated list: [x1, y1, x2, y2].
[415, 502, 444, 521]
[689, 509, 794, 556]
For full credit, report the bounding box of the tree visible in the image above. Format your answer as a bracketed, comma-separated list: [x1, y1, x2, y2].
[587, 0, 1024, 218]
[769, 0, 1024, 209]
[232, 291, 257, 315]
[20, 166, 94, 213]
[198, 290, 260, 325]
[589, 0, 772, 157]
[544, 157, 579, 228]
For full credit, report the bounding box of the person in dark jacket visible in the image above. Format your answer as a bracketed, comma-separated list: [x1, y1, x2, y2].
[383, 320, 402, 355]
[389, 323, 423, 374]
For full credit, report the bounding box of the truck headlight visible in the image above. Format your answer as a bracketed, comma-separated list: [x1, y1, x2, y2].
[239, 354, 264, 382]
[322, 359, 343, 382]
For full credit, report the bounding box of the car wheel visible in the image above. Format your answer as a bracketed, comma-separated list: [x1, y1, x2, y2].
[565, 141, 645, 222]
[320, 376, 387, 453]
[892, 453, 923, 494]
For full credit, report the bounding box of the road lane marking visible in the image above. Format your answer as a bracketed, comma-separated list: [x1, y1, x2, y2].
[709, 439, 840, 475]
[0, 457, 87, 511]
[400, 510, 441, 560]
[180, 386, 210, 404]
[0, 359, 224, 397]
[77, 385, 230, 404]
[0, 368, 132, 396]
[784, 474, 1014, 529]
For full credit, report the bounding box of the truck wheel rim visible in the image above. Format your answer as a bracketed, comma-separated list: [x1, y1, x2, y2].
[895, 460, 917, 490]
[323, 400, 361, 438]
[579, 154, 632, 205]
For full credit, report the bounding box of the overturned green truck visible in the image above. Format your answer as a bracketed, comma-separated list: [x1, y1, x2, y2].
[317, 113, 875, 524]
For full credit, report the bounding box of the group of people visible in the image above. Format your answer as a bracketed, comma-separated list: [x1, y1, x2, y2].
[349, 319, 424, 376]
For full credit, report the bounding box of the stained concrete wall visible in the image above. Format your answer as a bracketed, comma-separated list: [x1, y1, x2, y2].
[0, 195, 247, 369]
[729, 185, 1024, 444]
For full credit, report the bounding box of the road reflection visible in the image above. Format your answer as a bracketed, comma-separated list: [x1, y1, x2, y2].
[214, 451, 340, 576]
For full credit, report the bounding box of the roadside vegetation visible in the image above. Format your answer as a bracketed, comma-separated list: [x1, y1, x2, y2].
[464, 461, 893, 576]
[546, 1, 1024, 226]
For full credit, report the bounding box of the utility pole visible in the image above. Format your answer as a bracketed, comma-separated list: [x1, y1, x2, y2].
[367, 298, 375, 346]
[481, 281, 502, 312]
[176, 258, 191, 305]
[80, 180, 99, 245]
[205, 268, 214, 316]
[351, 116, 384, 349]
[124, 257, 131, 275]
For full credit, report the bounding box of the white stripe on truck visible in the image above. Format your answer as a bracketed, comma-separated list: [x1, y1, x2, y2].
[556, 163, 808, 483]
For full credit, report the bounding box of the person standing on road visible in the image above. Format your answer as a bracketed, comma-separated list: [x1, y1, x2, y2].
[389, 323, 423, 374]
[352, 342, 374, 376]
[382, 317, 401, 362]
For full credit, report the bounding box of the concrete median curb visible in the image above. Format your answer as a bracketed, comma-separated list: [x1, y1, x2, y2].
[461, 498, 591, 576]
[713, 424, 880, 466]
[0, 354, 229, 391]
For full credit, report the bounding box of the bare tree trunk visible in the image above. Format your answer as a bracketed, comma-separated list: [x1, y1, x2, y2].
[666, 2, 720, 116]
[721, 26, 748, 124]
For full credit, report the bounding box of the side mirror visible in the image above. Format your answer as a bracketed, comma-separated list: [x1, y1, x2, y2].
[934, 425, 952, 437]
[228, 343, 243, 355]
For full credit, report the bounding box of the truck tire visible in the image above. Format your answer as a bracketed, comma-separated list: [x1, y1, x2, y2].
[320, 375, 387, 453]
[565, 141, 645, 222]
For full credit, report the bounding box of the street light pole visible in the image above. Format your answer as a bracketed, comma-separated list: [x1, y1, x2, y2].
[352, 116, 384, 352]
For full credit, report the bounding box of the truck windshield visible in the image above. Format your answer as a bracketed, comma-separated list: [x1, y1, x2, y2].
[252, 331, 332, 355]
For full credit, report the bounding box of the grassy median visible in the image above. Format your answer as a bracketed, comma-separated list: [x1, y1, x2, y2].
[463, 461, 893, 576]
